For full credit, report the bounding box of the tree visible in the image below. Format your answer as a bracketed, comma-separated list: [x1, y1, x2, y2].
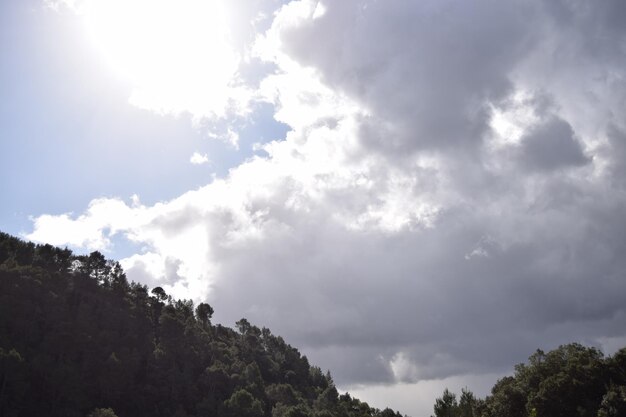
[196, 302, 214, 327]
[87, 251, 109, 282]
[379, 407, 403, 417]
[597, 385, 626, 417]
[151, 286, 168, 302]
[314, 385, 339, 411]
[458, 388, 477, 417]
[109, 261, 128, 291]
[0, 348, 25, 417]
[433, 388, 459, 417]
[483, 376, 527, 417]
[521, 344, 606, 417]
[272, 403, 311, 417]
[266, 384, 301, 407]
[236, 318, 252, 335]
[87, 408, 118, 417]
[224, 389, 264, 417]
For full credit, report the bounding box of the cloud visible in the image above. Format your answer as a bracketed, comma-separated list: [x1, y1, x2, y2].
[47, 0, 282, 121]
[257, 0, 538, 154]
[207, 127, 240, 149]
[605, 125, 626, 188]
[27, 197, 142, 250]
[121, 252, 184, 288]
[345, 372, 505, 417]
[189, 152, 209, 165]
[28, 1, 626, 413]
[517, 117, 590, 171]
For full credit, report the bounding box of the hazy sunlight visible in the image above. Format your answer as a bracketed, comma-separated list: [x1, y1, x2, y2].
[82, 0, 244, 117]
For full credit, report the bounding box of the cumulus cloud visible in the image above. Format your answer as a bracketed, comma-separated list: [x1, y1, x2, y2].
[28, 1, 626, 414]
[27, 197, 142, 250]
[207, 127, 240, 149]
[189, 152, 209, 165]
[258, 0, 537, 154]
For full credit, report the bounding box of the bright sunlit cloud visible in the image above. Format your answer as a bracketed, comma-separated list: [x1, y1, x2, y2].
[56, 0, 250, 119]
[189, 151, 209, 165]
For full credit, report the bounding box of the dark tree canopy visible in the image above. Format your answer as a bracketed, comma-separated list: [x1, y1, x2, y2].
[431, 343, 626, 417]
[0, 232, 404, 417]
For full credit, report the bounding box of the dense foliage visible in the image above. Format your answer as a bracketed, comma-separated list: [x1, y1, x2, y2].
[0, 232, 404, 417]
[431, 344, 626, 417]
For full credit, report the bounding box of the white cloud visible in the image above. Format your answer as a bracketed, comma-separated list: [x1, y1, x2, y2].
[207, 127, 240, 149]
[27, 197, 145, 250]
[389, 352, 420, 382]
[45, 0, 80, 11]
[47, 0, 278, 121]
[189, 152, 209, 165]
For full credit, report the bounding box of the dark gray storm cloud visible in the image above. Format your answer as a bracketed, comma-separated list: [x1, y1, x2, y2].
[203, 0, 626, 385]
[607, 125, 626, 188]
[517, 117, 589, 171]
[274, 0, 536, 153]
[209, 182, 626, 384]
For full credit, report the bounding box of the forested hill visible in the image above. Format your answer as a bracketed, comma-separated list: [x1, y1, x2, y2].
[0, 232, 405, 417]
[430, 342, 626, 417]
[3, 231, 625, 417]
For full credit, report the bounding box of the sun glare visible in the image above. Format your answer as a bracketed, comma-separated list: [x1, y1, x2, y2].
[81, 0, 244, 117]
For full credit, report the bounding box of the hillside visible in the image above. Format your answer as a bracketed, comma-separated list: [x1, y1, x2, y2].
[430, 342, 626, 417]
[3, 231, 626, 417]
[0, 232, 404, 417]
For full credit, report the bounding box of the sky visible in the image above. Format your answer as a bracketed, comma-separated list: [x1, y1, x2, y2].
[2, 0, 626, 416]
